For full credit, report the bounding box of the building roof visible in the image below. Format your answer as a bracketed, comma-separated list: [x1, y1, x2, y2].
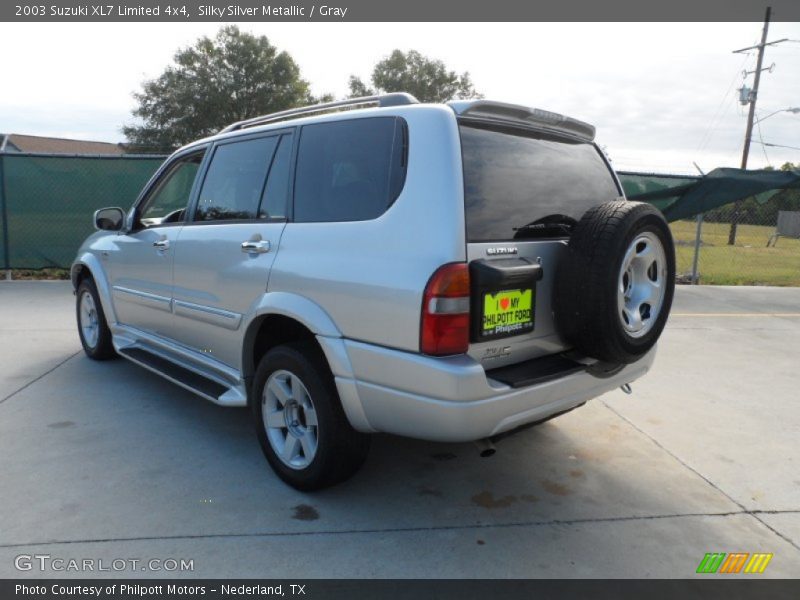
[0, 133, 126, 155]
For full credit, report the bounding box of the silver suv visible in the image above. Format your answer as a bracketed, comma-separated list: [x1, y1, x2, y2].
[73, 93, 675, 490]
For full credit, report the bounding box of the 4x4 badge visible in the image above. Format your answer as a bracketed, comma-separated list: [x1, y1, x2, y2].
[486, 246, 518, 256]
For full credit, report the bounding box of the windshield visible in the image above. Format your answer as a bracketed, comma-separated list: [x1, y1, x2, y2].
[460, 122, 620, 242]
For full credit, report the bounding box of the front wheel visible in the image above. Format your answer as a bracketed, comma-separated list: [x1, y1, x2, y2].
[252, 342, 370, 491]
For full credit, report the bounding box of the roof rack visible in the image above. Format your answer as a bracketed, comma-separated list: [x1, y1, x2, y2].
[219, 92, 420, 134]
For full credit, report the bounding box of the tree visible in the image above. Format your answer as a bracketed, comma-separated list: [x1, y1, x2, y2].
[123, 26, 321, 150]
[348, 50, 482, 103]
[772, 161, 800, 210]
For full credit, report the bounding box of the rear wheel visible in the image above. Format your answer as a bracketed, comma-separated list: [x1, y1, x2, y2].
[76, 278, 116, 360]
[252, 342, 370, 491]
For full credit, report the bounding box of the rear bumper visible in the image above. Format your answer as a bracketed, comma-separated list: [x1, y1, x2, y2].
[333, 339, 656, 442]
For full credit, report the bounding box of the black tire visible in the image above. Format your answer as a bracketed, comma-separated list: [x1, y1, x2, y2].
[252, 342, 370, 491]
[76, 277, 117, 360]
[554, 201, 675, 364]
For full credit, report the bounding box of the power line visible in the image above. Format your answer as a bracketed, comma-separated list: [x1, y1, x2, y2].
[696, 52, 752, 153]
[752, 140, 800, 152]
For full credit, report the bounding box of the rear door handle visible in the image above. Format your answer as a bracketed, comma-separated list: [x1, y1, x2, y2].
[241, 240, 270, 254]
[153, 239, 170, 250]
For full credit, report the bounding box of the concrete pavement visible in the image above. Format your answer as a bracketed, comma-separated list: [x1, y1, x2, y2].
[0, 282, 798, 578]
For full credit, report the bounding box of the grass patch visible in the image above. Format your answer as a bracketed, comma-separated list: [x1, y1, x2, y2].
[5, 219, 797, 286]
[6, 268, 70, 280]
[670, 220, 800, 286]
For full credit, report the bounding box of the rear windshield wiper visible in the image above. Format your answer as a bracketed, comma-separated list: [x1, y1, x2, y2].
[513, 214, 577, 239]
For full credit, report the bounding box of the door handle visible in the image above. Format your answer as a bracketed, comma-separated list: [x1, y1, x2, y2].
[241, 240, 271, 254]
[153, 239, 170, 250]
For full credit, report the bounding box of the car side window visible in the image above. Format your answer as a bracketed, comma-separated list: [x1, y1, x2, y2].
[293, 117, 407, 223]
[195, 136, 279, 222]
[138, 151, 204, 228]
[259, 134, 293, 219]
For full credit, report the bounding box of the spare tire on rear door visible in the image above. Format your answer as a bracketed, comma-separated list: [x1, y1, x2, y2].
[554, 201, 675, 364]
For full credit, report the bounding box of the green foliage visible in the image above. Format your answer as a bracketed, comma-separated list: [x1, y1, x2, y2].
[347, 75, 374, 98]
[349, 49, 482, 103]
[123, 26, 318, 150]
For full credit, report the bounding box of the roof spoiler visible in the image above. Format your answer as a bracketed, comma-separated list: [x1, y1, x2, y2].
[449, 100, 596, 141]
[219, 93, 420, 134]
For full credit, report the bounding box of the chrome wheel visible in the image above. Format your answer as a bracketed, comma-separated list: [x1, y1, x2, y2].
[618, 232, 667, 339]
[79, 290, 100, 349]
[262, 370, 318, 470]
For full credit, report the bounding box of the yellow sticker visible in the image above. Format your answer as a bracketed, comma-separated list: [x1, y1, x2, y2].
[483, 289, 534, 336]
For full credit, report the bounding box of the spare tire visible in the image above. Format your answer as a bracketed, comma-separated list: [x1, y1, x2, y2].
[554, 201, 675, 364]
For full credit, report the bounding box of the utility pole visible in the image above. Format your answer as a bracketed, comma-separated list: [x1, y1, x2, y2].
[728, 6, 779, 246]
[727, 6, 791, 245]
[728, 7, 771, 245]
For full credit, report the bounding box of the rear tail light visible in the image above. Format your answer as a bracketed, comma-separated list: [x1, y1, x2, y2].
[421, 263, 470, 355]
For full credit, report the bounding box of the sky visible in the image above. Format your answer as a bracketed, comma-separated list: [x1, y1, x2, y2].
[1, 22, 799, 174]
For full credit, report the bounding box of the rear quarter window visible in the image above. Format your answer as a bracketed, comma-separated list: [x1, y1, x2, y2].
[293, 117, 407, 223]
[460, 123, 620, 242]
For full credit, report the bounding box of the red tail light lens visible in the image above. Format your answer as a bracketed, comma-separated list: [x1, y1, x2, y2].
[421, 263, 471, 355]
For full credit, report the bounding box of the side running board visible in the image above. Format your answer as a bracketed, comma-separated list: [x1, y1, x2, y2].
[118, 347, 241, 405]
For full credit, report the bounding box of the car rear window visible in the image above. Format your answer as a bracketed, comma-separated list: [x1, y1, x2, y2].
[293, 117, 407, 223]
[460, 122, 620, 242]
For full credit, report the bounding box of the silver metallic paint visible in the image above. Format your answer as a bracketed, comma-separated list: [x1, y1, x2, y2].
[71, 100, 654, 442]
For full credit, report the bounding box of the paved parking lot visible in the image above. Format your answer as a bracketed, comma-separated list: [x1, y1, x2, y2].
[0, 281, 798, 578]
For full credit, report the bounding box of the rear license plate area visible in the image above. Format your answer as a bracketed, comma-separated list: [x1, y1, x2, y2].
[480, 288, 535, 340]
[469, 258, 543, 342]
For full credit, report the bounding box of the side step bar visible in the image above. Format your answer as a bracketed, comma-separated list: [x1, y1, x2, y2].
[118, 347, 243, 406]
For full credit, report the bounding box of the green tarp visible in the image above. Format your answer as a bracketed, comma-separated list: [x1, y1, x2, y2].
[618, 168, 800, 222]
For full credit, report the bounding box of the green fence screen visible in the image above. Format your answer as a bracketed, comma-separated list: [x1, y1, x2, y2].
[1, 154, 798, 272]
[0, 153, 166, 270]
[618, 168, 800, 222]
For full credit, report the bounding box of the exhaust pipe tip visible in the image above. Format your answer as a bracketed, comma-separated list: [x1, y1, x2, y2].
[475, 438, 496, 458]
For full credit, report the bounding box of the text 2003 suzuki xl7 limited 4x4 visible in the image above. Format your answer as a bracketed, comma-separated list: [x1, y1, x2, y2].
[73, 93, 675, 490]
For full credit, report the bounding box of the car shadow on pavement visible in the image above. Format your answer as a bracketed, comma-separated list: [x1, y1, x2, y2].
[0, 353, 738, 555]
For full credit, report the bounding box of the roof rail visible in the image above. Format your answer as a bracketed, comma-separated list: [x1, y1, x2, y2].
[219, 92, 420, 134]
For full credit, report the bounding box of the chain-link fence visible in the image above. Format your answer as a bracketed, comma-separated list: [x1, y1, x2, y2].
[618, 170, 800, 287]
[1, 154, 799, 286]
[0, 153, 166, 271]
[670, 195, 800, 286]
